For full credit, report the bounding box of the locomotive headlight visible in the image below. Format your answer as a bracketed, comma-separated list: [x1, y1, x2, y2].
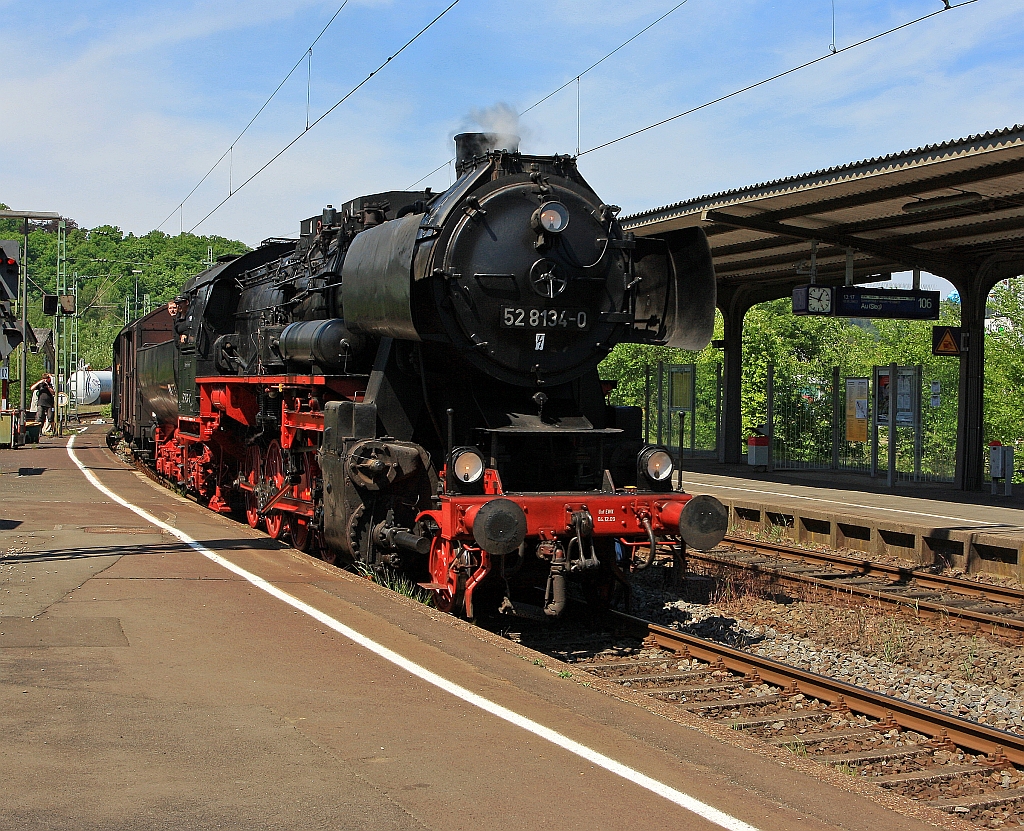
[532, 201, 570, 234]
[451, 447, 486, 484]
[638, 446, 674, 485]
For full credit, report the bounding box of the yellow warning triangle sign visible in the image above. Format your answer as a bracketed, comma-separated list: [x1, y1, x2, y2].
[936, 330, 959, 355]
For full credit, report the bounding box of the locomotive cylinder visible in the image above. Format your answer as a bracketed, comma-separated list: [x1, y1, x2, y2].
[278, 319, 365, 368]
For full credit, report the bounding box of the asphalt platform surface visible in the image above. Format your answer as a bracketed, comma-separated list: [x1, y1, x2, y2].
[0, 425, 963, 831]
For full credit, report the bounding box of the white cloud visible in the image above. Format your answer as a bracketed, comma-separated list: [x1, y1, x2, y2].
[0, 0, 1020, 249]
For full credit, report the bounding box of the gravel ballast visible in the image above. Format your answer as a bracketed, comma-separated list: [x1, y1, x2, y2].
[630, 563, 1024, 734]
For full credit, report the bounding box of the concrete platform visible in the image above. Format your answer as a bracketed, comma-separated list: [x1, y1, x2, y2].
[0, 426, 962, 831]
[677, 458, 1024, 583]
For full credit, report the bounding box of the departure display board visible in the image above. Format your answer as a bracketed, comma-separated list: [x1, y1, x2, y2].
[835, 287, 940, 320]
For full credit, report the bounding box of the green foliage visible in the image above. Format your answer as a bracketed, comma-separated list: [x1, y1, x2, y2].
[600, 311, 725, 449]
[983, 280, 1024, 451]
[598, 286, 1024, 481]
[740, 301, 876, 446]
[0, 204, 249, 383]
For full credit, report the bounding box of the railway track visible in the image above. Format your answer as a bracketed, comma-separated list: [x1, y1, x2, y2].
[508, 612, 1024, 826]
[685, 536, 1024, 642]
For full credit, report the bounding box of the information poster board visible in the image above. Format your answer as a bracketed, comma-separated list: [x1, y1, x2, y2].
[845, 377, 869, 442]
[875, 370, 890, 425]
[874, 367, 917, 427]
[669, 366, 694, 411]
[895, 369, 916, 426]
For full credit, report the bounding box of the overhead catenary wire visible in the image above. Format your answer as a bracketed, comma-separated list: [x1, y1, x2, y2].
[579, 0, 979, 156]
[405, 0, 693, 190]
[830, 0, 837, 54]
[157, 1, 353, 232]
[187, 0, 464, 234]
[407, 159, 451, 191]
[408, 0, 979, 190]
[519, 0, 692, 117]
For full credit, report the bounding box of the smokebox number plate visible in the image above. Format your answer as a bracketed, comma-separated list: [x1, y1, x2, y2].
[501, 307, 589, 330]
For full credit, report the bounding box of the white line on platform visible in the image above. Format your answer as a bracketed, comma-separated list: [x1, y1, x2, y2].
[678, 480, 1019, 528]
[67, 434, 761, 831]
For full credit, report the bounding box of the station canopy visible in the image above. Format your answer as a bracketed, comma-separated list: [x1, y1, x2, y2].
[622, 124, 1024, 293]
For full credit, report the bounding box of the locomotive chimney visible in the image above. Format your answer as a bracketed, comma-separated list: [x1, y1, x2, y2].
[454, 132, 519, 173]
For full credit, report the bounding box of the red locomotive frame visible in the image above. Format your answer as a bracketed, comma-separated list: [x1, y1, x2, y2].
[148, 372, 696, 613]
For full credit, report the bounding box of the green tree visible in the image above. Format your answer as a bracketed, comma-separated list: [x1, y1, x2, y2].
[985, 278, 1024, 466]
[0, 204, 249, 385]
[599, 311, 724, 448]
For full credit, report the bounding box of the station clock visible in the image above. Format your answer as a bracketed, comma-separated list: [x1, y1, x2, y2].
[792, 285, 833, 316]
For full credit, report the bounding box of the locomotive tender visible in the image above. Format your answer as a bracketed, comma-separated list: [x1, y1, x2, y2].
[113, 132, 727, 618]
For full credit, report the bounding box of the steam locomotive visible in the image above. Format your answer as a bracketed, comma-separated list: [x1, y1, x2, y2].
[113, 132, 726, 619]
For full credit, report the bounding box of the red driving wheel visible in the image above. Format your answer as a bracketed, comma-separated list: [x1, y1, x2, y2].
[244, 444, 262, 529]
[289, 515, 313, 552]
[263, 440, 286, 540]
[287, 456, 317, 554]
[428, 536, 462, 614]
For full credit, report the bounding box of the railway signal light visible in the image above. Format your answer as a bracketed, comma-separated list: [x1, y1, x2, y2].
[1, 308, 22, 359]
[0, 244, 18, 300]
[43, 294, 58, 315]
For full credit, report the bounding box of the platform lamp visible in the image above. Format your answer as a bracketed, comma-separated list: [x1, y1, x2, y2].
[0, 210, 61, 426]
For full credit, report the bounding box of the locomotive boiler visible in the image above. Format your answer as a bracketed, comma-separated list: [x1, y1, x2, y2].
[113, 132, 727, 619]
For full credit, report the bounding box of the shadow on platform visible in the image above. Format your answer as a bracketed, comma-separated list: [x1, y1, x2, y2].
[0, 535, 294, 564]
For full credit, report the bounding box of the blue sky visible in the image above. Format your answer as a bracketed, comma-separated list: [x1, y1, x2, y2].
[1, 0, 1021, 290]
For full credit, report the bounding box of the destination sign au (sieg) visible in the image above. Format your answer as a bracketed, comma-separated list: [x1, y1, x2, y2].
[835, 287, 940, 320]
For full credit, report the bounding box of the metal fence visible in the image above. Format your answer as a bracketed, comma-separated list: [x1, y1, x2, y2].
[610, 358, 959, 486]
[768, 364, 955, 483]
[638, 362, 722, 460]
[771, 371, 834, 470]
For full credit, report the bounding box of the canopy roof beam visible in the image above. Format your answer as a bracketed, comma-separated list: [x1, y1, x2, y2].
[704, 209, 965, 278]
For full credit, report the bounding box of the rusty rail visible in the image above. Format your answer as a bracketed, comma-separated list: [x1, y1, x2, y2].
[722, 535, 1024, 605]
[611, 610, 1024, 768]
[685, 539, 1024, 640]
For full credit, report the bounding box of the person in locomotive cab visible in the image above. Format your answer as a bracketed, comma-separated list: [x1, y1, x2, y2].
[168, 295, 190, 344]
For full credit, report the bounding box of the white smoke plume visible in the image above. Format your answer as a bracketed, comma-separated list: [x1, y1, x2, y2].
[451, 102, 532, 152]
[466, 102, 520, 140]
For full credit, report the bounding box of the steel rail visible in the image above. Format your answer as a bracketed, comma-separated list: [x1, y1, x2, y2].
[721, 535, 1024, 606]
[609, 610, 1024, 767]
[688, 549, 1024, 640]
